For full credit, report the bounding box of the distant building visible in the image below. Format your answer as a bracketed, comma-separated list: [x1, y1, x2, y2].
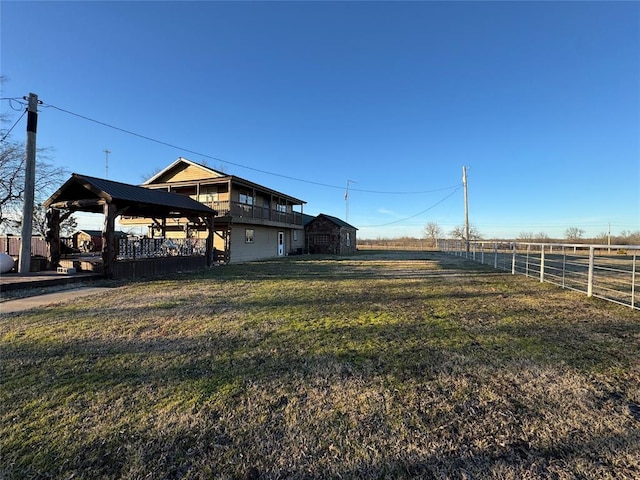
[73, 229, 126, 252]
[305, 213, 358, 255]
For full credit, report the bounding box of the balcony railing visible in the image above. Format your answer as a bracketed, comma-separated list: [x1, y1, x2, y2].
[205, 200, 303, 225]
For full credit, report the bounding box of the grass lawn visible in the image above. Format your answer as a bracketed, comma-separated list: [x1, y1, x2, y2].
[1, 250, 639, 479]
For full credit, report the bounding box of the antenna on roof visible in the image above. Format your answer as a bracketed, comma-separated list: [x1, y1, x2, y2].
[104, 149, 111, 179]
[345, 179, 357, 221]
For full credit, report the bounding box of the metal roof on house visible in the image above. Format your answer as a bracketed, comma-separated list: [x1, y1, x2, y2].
[307, 213, 358, 230]
[44, 173, 218, 218]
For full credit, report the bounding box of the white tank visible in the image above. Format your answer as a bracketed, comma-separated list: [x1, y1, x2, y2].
[0, 252, 15, 274]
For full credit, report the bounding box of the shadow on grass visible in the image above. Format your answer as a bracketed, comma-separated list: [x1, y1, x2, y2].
[4, 319, 639, 478]
[2, 250, 639, 478]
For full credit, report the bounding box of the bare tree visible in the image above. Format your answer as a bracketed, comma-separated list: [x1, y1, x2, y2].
[535, 232, 550, 242]
[0, 141, 25, 227]
[517, 232, 535, 241]
[617, 230, 640, 245]
[565, 227, 585, 242]
[450, 224, 482, 241]
[424, 221, 442, 247]
[1, 104, 68, 232]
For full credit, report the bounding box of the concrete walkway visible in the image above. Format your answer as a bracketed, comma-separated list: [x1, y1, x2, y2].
[0, 287, 111, 314]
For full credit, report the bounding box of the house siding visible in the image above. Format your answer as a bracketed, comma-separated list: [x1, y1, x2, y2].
[229, 226, 278, 263]
[289, 228, 306, 254]
[123, 158, 306, 263]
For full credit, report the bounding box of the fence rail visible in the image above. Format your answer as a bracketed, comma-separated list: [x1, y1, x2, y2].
[1, 236, 74, 257]
[440, 240, 639, 310]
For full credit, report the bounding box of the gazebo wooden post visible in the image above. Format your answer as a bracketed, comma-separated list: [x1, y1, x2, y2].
[205, 215, 215, 267]
[102, 203, 117, 278]
[45, 208, 61, 269]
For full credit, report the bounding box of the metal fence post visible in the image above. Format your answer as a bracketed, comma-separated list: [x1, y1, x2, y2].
[540, 245, 545, 283]
[512, 243, 516, 274]
[562, 247, 566, 288]
[587, 246, 595, 297]
[632, 252, 637, 308]
[494, 243, 498, 269]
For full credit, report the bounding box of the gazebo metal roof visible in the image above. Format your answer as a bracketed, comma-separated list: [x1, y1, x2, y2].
[44, 173, 217, 218]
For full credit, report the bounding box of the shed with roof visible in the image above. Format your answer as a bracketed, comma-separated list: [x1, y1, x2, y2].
[304, 213, 357, 255]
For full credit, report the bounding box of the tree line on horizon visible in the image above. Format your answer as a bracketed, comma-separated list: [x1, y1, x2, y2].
[358, 222, 640, 248]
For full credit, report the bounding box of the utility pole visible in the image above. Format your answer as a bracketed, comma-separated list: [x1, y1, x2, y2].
[104, 149, 111, 179]
[19, 93, 39, 273]
[345, 179, 357, 222]
[462, 166, 470, 253]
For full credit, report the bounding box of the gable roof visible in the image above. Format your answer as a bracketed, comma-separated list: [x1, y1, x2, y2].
[44, 173, 218, 218]
[309, 213, 358, 230]
[143, 157, 226, 185]
[143, 157, 307, 205]
[302, 213, 316, 226]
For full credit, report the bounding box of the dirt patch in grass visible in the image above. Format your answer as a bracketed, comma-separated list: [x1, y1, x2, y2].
[1, 250, 639, 479]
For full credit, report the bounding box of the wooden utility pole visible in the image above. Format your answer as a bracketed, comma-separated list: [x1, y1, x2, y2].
[18, 93, 38, 273]
[462, 166, 470, 253]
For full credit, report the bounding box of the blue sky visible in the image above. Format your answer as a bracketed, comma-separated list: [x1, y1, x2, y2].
[2, 1, 638, 240]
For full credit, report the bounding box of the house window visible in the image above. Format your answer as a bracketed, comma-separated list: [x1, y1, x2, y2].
[276, 203, 287, 213]
[245, 229, 254, 243]
[293, 230, 298, 241]
[239, 192, 254, 205]
[346, 232, 351, 246]
[314, 234, 329, 245]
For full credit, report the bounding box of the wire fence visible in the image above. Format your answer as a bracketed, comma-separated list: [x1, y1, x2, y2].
[440, 240, 639, 310]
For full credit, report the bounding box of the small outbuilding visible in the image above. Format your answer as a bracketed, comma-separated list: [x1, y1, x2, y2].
[304, 213, 357, 255]
[73, 229, 127, 252]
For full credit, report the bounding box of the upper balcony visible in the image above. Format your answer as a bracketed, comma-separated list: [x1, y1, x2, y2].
[205, 200, 303, 227]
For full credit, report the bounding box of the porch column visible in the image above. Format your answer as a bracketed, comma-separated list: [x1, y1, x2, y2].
[205, 215, 215, 267]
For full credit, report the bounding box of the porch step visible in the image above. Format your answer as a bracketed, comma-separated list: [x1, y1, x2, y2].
[57, 267, 77, 275]
[59, 258, 103, 273]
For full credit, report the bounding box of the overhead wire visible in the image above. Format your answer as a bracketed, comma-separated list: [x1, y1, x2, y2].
[1, 97, 28, 111]
[0, 108, 26, 143]
[360, 185, 463, 228]
[40, 101, 460, 195]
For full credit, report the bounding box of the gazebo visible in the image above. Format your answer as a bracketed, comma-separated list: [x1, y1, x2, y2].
[43, 173, 217, 278]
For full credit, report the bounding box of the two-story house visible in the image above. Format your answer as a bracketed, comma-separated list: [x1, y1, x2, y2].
[120, 158, 306, 263]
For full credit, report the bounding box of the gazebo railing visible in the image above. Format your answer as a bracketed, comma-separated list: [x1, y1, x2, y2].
[117, 237, 207, 260]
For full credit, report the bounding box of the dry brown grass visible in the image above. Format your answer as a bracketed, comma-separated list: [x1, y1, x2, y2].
[1, 250, 639, 479]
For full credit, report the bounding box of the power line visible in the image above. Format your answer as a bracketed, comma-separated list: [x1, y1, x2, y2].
[0, 108, 26, 143]
[360, 185, 463, 228]
[0, 97, 28, 111]
[40, 101, 459, 195]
